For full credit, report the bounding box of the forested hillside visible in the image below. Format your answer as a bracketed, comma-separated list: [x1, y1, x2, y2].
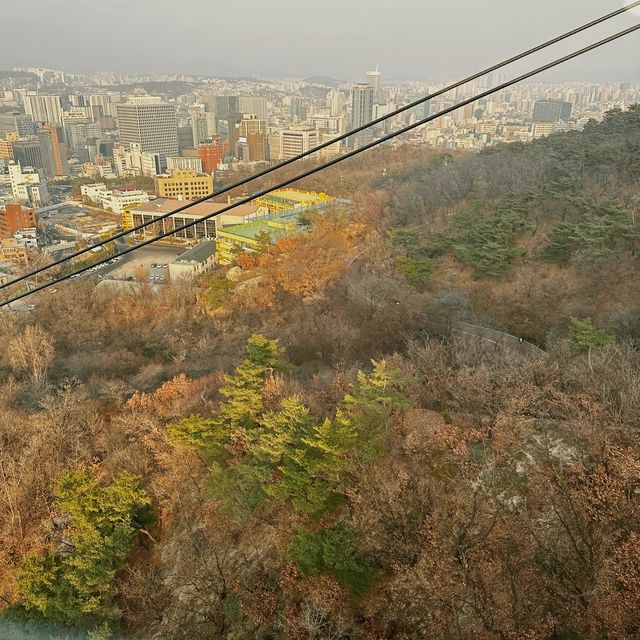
[1, 108, 639, 640]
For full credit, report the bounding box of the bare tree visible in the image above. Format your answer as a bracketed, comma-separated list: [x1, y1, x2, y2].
[7, 325, 55, 386]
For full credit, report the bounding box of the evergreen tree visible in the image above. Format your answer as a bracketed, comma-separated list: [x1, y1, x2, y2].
[168, 334, 283, 455]
[15, 470, 150, 630]
[289, 524, 376, 596]
[569, 317, 614, 371]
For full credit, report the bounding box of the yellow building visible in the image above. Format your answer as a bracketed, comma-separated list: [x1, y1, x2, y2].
[251, 188, 333, 215]
[0, 133, 18, 160]
[216, 217, 298, 264]
[155, 169, 214, 201]
[0, 238, 28, 265]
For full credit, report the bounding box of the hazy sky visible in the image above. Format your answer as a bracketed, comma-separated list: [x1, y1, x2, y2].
[1, 0, 638, 81]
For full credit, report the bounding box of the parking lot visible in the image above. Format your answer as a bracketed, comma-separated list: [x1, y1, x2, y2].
[104, 245, 184, 282]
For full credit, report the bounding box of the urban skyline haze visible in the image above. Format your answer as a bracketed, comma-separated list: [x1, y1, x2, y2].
[1, 0, 639, 81]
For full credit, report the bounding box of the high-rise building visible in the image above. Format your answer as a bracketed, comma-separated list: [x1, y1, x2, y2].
[116, 99, 178, 157]
[40, 124, 68, 176]
[0, 113, 35, 138]
[22, 94, 63, 125]
[0, 202, 37, 238]
[177, 125, 195, 154]
[155, 169, 213, 200]
[327, 90, 344, 118]
[87, 94, 117, 118]
[247, 133, 266, 162]
[189, 109, 211, 147]
[290, 97, 308, 122]
[227, 111, 242, 158]
[12, 139, 44, 171]
[239, 115, 266, 138]
[532, 100, 573, 123]
[267, 133, 282, 161]
[0, 135, 16, 161]
[349, 83, 374, 146]
[281, 128, 319, 160]
[199, 141, 225, 174]
[366, 66, 383, 103]
[238, 96, 268, 122]
[350, 83, 374, 129]
[140, 152, 166, 177]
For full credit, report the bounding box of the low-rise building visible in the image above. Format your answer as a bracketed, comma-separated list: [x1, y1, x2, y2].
[124, 197, 263, 241]
[251, 188, 333, 214]
[155, 169, 213, 201]
[216, 217, 298, 264]
[168, 240, 216, 280]
[0, 237, 28, 265]
[0, 202, 36, 238]
[14, 227, 38, 249]
[101, 189, 150, 214]
[81, 183, 109, 203]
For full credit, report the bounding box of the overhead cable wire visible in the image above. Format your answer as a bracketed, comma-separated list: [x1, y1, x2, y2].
[2, 0, 639, 292]
[2, 22, 639, 309]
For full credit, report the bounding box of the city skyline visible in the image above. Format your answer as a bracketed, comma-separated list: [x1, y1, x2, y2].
[1, 0, 639, 81]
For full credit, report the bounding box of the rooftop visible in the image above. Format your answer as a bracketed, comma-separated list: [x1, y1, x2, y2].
[172, 240, 216, 264]
[133, 197, 259, 218]
[219, 217, 298, 243]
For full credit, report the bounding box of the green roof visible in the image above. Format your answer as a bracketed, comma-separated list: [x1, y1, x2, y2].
[218, 217, 298, 243]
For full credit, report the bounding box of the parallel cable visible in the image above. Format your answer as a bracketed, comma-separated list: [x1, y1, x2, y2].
[2, 22, 639, 309]
[2, 0, 639, 292]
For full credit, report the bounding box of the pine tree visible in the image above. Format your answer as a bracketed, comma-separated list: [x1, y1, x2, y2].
[270, 361, 408, 514]
[168, 334, 283, 454]
[569, 317, 614, 371]
[15, 470, 150, 629]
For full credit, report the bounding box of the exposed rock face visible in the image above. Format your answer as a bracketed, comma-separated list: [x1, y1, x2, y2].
[226, 267, 242, 282]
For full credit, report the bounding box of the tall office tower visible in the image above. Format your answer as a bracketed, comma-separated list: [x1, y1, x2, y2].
[23, 94, 63, 125]
[239, 115, 266, 138]
[0, 113, 36, 138]
[177, 125, 195, 154]
[190, 111, 210, 146]
[280, 128, 319, 160]
[349, 83, 374, 146]
[40, 124, 68, 176]
[87, 94, 117, 118]
[532, 100, 573, 123]
[227, 111, 242, 157]
[201, 95, 238, 120]
[238, 96, 268, 122]
[350, 83, 374, 128]
[290, 97, 308, 122]
[12, 139, 44, 171]
[246, 133, 266, 162]
[366, 66, 383, 103]
[116, 99, 178, 157]
[327, 90, 344, 118]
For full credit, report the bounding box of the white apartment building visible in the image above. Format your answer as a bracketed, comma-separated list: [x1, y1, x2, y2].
[100, 189, 150, 214]
[22, 94, 63, 124]
[81, 183, 109, 202]
[8, 161, 47, 206]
